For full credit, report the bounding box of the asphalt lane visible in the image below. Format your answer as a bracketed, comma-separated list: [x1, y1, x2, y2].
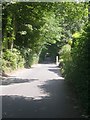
[1, 63, 83, 118]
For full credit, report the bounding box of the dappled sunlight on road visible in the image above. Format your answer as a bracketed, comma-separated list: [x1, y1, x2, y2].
[1, 64, 64, 100]
[1, 79, 50, 100]
[1, 64, 82, 118]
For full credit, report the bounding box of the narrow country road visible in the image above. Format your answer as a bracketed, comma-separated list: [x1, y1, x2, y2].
[1, 63, 83, 118]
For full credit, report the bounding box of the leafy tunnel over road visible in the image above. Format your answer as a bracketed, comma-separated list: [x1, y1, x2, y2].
[1, 63, 83, 118]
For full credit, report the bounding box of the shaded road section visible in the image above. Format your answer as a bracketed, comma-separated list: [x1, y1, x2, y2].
[1, 64, 83, 118]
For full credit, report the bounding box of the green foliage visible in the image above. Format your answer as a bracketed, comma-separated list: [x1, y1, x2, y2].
[25, 52, 38, 68]
[60, 44, 71, 60]
[60, 23, 89, 115]
[72, 32, 81, 38]
[2, 2, 88, 115]
[2, 48, 25, 72]
[59, 44, 71, 76]
[2, 2, 87, 65]
[2, 3, 16, 50]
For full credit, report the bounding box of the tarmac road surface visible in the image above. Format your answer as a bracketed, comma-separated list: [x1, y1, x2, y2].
[0, 63, 83, 118]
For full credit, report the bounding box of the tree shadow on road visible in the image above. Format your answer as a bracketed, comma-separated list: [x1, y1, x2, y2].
[2, 79, 83, 118]
[48, 66, 62, 77]
[1, 77, 38, 85]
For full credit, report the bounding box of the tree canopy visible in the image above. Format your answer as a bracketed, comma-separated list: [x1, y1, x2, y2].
[2, 1, 89, 116]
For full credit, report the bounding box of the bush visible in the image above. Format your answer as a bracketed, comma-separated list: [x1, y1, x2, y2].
[2, 48, 25, 72]
[59, 44, 72, 76]
[60, 23, 89, 116]
[70, 24, 89, 114]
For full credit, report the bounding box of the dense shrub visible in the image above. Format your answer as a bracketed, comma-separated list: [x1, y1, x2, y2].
[23, 48, 39, 68]
[2, 48, 25, 72]
[60, 23, 89, 116]
[59, 44, 72, 76]
[28, 53, 39, 67]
